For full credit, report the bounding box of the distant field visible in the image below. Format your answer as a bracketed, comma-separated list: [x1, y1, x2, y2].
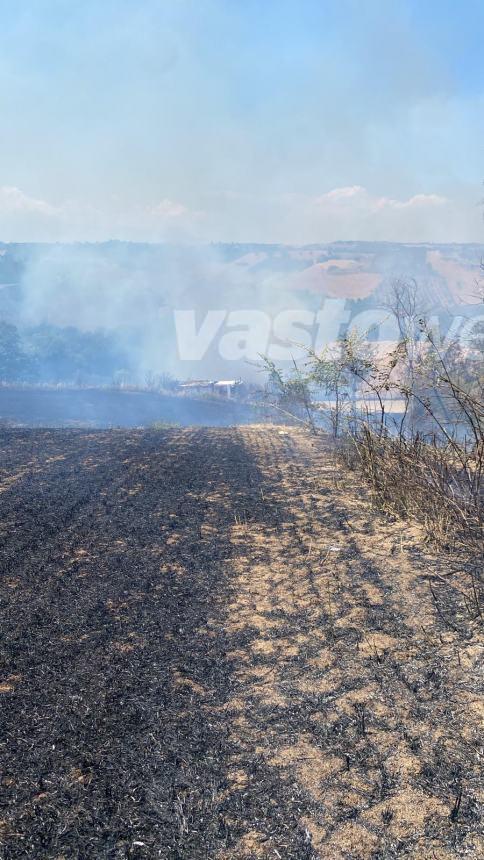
[0, 427, 481, 858]
[0, 388, 261, 428]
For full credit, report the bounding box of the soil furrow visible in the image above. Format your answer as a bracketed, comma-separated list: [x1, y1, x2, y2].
[0, 427, 481, 859]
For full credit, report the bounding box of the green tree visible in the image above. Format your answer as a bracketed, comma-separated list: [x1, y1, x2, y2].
[0, 322, 29, 381]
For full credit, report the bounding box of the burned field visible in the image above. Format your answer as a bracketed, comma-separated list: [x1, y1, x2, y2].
[0, 427, 482, 859]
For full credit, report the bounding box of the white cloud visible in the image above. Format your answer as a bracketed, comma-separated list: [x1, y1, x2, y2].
[0, 187, 202, 241]
[287, 185, 463, 243]
[0, 183, 477, 244]
[315, 185, 447, 213]
[387, 193, 447, 210]
[0, 186, 59, 216]
[149, 198, 188, 218]
[317, 185, 366, 203]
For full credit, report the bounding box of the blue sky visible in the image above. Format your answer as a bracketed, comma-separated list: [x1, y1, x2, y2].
[0, 0, 482, 242]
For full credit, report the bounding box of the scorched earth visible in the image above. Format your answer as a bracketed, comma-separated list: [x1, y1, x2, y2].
[0, 427, 481, 859]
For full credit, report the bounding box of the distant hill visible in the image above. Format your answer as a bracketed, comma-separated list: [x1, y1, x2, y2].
[1, 241, 482, 382]
[1, 240, 482, 318]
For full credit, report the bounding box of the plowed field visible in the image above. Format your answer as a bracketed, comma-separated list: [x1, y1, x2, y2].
[0, 428, 481, 859]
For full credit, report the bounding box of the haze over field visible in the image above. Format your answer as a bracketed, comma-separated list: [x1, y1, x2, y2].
[1, 240, 483, 383]
[0, 1, 482, 383]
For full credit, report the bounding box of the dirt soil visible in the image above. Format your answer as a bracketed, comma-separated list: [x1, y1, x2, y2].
[0, 427, 482, 859]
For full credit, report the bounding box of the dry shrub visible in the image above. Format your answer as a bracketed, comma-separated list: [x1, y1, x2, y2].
[341, 427, 482, 556]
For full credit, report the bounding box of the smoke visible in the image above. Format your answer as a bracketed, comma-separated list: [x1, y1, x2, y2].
[16, 241, 321, 381]
[8, 239, 484, 386]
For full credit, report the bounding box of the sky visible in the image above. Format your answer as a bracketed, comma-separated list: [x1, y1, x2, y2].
[0, 0, 483, 244]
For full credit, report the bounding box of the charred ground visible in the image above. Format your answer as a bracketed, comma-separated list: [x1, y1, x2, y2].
[0, 428, 482, 859]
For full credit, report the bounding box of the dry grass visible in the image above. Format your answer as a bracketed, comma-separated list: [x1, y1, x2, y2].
[341, 429, 482, 552]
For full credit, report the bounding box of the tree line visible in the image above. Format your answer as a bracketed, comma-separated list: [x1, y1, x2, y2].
[0, 321, 129, 385]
